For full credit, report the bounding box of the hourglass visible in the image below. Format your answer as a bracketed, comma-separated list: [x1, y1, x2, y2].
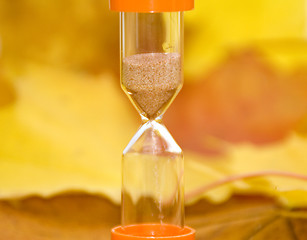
[110, 0, 195, 239]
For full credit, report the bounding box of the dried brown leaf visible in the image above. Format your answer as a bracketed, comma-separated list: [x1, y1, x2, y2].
[0, 194, 306, 240]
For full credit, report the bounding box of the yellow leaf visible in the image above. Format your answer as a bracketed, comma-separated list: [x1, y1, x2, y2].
[185, 134, 307, 208]
[0, 64, 138, 203]
[184, 0, 306, 80]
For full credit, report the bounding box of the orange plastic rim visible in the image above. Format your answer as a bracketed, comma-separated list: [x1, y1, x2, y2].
[109, 0, 194, 12]
[111, 224, 195, 240]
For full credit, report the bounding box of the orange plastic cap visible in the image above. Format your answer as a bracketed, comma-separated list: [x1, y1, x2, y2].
[111, 224, 195, 240]
[109, 0, 194, 12]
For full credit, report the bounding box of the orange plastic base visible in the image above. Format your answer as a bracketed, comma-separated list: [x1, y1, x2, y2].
[111, 224, 195, 240]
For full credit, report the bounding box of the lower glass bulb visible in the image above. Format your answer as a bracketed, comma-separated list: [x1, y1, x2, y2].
[122, 120, 184, 228]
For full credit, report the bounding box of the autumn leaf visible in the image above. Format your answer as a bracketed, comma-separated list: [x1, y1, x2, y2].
[166, 50, 307, 207]
[0, 60, 307, 209]
[186, 196, 307, 240]
[184, 0, 306, 80]
[0, 64, 138, 202]
[0, 0, 307, 212]
[0, 194, 306, 240]
[166, 50, 307, 150]
[0, 0, 119, 74]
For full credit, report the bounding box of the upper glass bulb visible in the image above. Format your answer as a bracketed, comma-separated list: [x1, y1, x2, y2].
[121, 12, 183, 120]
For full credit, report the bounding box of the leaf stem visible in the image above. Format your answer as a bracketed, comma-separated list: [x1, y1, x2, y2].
[185, 170, 307, 201]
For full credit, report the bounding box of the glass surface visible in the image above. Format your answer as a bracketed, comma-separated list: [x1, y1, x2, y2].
[121, 12, 183, 120]
[120, 12, 185, 228]
[122, 121, 184, 227]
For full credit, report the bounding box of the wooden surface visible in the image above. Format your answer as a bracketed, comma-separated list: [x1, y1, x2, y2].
[0, 194, 306, 240]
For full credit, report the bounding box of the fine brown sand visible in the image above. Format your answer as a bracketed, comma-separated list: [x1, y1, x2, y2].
[122, 53, 182, 118]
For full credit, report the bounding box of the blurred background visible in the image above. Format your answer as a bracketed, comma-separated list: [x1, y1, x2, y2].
[0, 0, 307, 238]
